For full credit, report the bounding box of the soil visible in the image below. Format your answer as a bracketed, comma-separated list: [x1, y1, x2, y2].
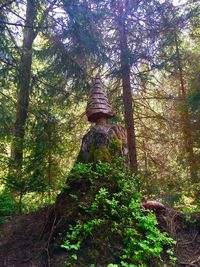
[156, 208, 200, 267]
[0, 204, 200, 267]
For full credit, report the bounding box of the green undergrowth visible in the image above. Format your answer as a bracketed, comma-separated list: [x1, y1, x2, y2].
[0, 190, 58, 221]
[0, 192, 18, 223]
[61, 159, 176, 266]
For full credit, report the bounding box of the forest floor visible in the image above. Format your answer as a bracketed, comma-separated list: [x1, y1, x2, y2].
[0, 204, 200, 267]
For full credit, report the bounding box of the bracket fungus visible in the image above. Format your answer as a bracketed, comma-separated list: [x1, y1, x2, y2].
[86, 76, 115, 124]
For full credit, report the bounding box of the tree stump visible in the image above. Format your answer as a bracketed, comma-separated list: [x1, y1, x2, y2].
[77, 124, 129, 164]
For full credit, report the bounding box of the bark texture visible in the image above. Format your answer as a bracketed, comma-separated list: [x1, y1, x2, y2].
[77, 124, 129, 164]
[116, 1, 138, 172]
[175, 34, 198, 184]
[11, 0, 37, 169]
[11, 0, 56, 173]
[86, 76, 115, 122]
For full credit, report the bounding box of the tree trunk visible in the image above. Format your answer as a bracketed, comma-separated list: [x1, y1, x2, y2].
[11, 0, 37, 171]
[175, 34, 198, 183]
[47, 149, 52, 200]
[116, 2, 138, 172]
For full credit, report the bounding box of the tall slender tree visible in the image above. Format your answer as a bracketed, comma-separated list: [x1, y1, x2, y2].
[11, 0, 56, 175]
[174, 33, 198, 183]
[11, 0, 37, 170]
[115, 0, 138, 172]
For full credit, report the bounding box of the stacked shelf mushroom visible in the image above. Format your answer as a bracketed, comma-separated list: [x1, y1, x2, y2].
[86, 76, 115, 123]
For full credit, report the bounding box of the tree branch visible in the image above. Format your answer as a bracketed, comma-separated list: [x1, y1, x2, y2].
[0, 0, 15, 10]
[34, 0, 57, 38]
[0, 20, 49, 29]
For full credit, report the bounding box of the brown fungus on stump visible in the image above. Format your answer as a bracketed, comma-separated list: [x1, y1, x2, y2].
[86, 76, 115, 124]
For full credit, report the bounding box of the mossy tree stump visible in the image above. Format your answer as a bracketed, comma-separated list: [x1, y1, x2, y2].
[77, 124, 129, 164]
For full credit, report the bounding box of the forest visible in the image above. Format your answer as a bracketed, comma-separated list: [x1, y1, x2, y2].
[0, 0, 200, 266]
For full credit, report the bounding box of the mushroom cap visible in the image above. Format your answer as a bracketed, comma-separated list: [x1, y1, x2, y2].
[86, 76, 115, 123]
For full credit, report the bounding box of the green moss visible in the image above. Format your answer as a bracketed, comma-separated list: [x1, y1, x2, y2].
[93, 145, 112, 163]
[109, 137, 122, 157]
[91, 137, 123, 163]
[77, 135, 123, 165]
